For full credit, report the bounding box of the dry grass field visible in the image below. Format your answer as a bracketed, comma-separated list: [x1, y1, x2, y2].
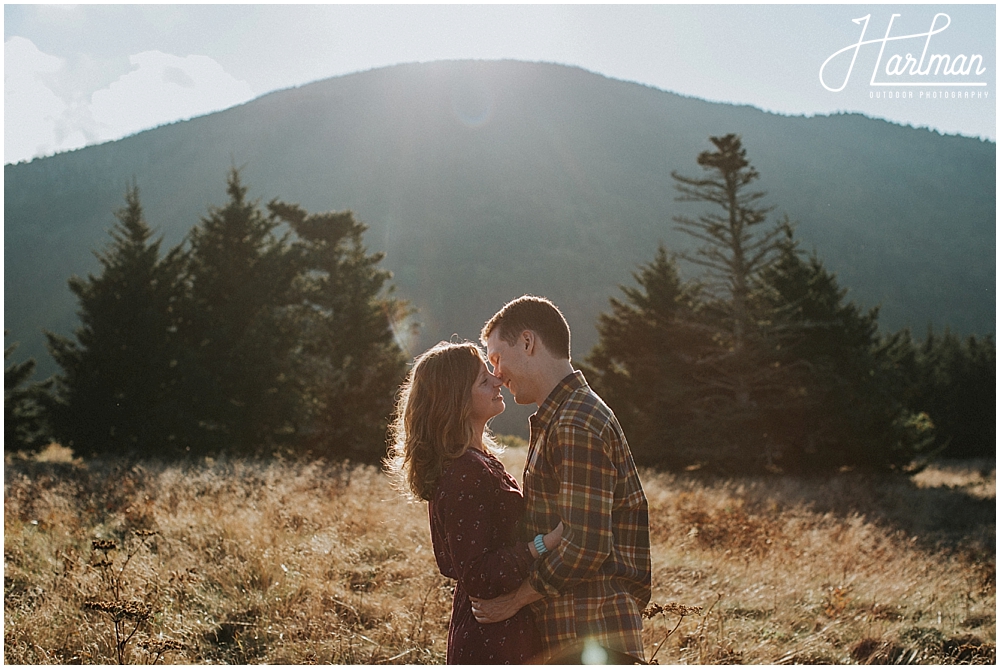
[4, 443, 994, 664]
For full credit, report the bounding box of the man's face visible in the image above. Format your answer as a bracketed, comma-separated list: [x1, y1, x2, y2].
[485, 329, 534, 405]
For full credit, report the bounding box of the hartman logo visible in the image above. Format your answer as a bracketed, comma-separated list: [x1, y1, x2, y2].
[819, 13, 988, 93]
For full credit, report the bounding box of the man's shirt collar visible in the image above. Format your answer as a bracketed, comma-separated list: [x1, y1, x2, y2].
[532, 370, 587, 428]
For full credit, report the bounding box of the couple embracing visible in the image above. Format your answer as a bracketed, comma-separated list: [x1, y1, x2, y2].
[387, 295, 651, 664]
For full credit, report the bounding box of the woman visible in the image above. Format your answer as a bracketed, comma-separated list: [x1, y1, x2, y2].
[386, 341, 561, 664]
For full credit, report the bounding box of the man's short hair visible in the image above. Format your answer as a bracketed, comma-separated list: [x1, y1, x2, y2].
[481, 295, 571, 359]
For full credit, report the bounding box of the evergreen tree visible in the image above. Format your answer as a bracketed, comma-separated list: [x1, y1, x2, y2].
[36, 170, 411, 462]
[588, 134, 936, 473]
[5, 334, 50, 452]
[670, 134, 793, 469]
[757, 229, 934, 471]
[179, 169, 301, 455]
[44, 183, 187, 457]
[269, 201, 409, 462]
[897, 327, 995, 459]
[671, 134, 783, 353]
[583, 247, 709, 466]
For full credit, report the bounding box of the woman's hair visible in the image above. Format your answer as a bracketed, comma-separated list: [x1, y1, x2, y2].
[480, 294, 571, 359]
[385, 341, 498, 501]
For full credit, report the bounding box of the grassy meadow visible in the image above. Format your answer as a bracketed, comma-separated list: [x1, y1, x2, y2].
[4, 443, 995, 664]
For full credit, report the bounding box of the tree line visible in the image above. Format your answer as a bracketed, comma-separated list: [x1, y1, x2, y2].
[6, 138, 995, 472]
[6, 169, 409, 462]
[583, 135, 994, 473]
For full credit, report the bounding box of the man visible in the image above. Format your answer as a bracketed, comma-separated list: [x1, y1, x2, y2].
[472, 295, 651, 663]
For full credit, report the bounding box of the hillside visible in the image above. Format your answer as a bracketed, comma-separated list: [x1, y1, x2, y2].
[5, 60, 995, 386]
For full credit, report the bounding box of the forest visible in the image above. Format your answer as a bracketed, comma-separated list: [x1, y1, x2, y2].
[5, 134, 994, 473]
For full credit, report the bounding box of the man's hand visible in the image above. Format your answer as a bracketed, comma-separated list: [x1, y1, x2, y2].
[470, 578, 543, 624]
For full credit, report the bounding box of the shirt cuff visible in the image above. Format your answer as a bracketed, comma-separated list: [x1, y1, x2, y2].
[528, 563, 561, 598]
[515, 541, 534, 571]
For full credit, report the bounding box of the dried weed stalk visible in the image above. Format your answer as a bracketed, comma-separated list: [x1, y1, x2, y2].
[81, 530, 181, 664]
[643, 600, 707, 664]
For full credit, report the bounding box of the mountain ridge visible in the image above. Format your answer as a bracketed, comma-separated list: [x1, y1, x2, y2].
[5, 59, 995, 387]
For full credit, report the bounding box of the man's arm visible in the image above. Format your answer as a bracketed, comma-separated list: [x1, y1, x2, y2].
[527, 420, 617, 597]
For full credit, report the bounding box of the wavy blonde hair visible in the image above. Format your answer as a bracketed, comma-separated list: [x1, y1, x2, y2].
[385, 341, 499, 501]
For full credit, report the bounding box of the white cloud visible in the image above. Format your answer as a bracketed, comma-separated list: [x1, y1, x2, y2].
[4, 40, 256, 164]
[4, 37, 82, 163]
[89, 51, 255, 140]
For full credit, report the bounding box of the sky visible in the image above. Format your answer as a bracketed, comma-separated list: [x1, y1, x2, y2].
[3, 3, 996, 165]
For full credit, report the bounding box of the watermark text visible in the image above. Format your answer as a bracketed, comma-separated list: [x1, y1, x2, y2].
[820, 13, 988, 92]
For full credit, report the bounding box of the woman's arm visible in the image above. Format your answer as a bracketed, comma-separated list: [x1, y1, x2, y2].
[434, 457, 561, 599]
[470, 577, 544, 624]
[469, 522, 563, 624]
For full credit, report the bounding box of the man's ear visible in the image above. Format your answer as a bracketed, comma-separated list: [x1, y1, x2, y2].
[521, 330, 536, 355]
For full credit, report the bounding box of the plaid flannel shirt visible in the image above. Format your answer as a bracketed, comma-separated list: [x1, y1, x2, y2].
[521, 371, 652, 660]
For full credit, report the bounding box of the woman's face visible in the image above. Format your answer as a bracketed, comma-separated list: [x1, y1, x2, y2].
[469, 358, 505, 425]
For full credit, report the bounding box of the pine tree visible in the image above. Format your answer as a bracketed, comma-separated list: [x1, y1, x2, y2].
[670, 134, 792, 469]
[179, 169, 301, 455]
[757, 229, 933, 471]
[5, 334, 50, 452]
[944, 332, 996, 458]
[269, 201, 409, 462]
[44, 183, 186, 456]
[671, 134, 784, 353]
[583, 246, 709, 466]
[899, 327, 995, 459]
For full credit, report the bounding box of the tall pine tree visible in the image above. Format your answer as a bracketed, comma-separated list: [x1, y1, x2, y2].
[178, 169, 301, 455]
[588, 135, 935, 473]
[37, 170, 412, 462]
[670, 134, 793, 469]
[757, 228, 933, 471]
[45, 183, 187, 457]
[269, 201, 409, 461]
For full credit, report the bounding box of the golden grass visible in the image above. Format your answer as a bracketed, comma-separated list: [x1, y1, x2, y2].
[4, 445, 994, 664]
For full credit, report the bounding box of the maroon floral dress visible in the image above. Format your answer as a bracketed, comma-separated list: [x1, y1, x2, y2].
[430, 448, 542, 664]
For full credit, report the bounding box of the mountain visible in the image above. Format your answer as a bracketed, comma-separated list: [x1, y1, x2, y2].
[5, 59, 995, 403]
